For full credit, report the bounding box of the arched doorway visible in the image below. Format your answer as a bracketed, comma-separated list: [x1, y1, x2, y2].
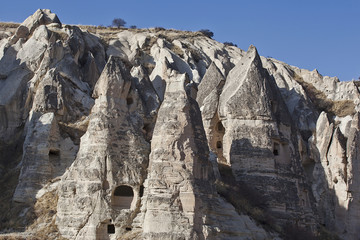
[112, 185, 134, 209]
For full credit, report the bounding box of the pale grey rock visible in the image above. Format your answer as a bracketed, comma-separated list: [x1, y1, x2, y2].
[197, 62, 225, 109]
[0, 66, 33, 142]
[219, 45, 273, 120]
[262, 57, 319, 135]
[197, 62, 226, 162]
[336, 115, 353, 138]
[343, 113, 360, 239]
[82, 52, 100, 89]
[13, 112, 77, 202]
[141, 68, 269, 239]
[130, 65, 160, 117]
[14, 25, 29, 39]
[2, 9, 360, 240]
[215, 45, 316, 228]
[297, 68, 359, 102]
[309, 111, 360, 239]
[56, 56, 151, 240]
[327, 127, 348, 234]
[22, 9, 61, 36]
[9, 9, 60, 45]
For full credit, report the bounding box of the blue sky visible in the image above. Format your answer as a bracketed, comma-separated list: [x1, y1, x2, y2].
[1, 0, 359, 81]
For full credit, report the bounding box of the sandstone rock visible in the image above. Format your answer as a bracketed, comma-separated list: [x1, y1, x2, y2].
[216, 45, 316, 228]
[219, 45, 273, 120]
[130, 65, 160, 117]
[197, 62, 226, 163]
[13, 112, 77, 203]
[262, 57, 319, 135]
[343, 113, 360, 239]
[22, 9, 61, 36]
[56, 56, 151, 239]
[2, 9, 360, 240]
[141, 68, 269, 239]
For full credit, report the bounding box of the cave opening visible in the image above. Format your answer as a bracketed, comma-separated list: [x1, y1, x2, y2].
[49, 148, 60, 156]
[273, 142, 280, 156]
[216, 141, 222, 149]
[112, 185, 134, 209]
[126, 97, 133, 105]
[107, 224, 115, 234]
[217, 121, 224, 132]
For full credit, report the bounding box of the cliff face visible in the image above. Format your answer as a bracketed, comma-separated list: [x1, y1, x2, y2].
[1, 9, 360, 240]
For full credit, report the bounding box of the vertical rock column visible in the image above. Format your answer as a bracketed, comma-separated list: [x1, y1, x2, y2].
[216, 46, 315, 226]
[56, 56, 151, 240]
[142, 72, 212, 239]
[343, 113, 360, 239]
[196, 62, 226, 164]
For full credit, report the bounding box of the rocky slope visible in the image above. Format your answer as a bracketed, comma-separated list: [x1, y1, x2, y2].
[0, 9, 359, 240]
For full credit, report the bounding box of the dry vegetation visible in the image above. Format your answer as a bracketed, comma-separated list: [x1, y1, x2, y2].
[0, 143, 64, 239]
[0, 138, 30, 233]
[170, 44, 184, 58]
[0, 22, 20, 30]
[216, 162, 341, 239]
[0, 168, 28, 232]
[118, 229, 142, 240]
[27, 191, 66, 240]
[0, 22, 19, 40]
[78, 25, 205, 43]
[215, 163, 278, 231]
[293, 73, 355, 117]
[0, 22, 205, 41]
[142, 36, 158, 55]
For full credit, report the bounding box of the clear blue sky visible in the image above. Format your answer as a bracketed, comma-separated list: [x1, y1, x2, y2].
[1, 0, 359, 81]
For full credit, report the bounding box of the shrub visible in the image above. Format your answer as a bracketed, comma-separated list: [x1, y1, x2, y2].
[129, 25, 137, 29]
[224, 42, 237, 47]
[171, 44, 184, 58]
[154, 27, 165, 31]
[189, 48, 202, 63]
[112, 18, 126, 28]
[199, 29, 214, 38]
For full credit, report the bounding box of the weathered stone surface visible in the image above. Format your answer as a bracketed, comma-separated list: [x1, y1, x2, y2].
[197, 62, 226, 163]
[215, 46, 317, 228]
[342, 113, 360, 239]
[141, 68, 269, 239]
[56, 56, 152, 240]
[262, 57, 319, 135]
[13, 112, 77, 203]
[2, 9, 360, 240]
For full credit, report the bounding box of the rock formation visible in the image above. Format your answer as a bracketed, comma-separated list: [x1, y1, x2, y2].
[1, 9, 360, 240]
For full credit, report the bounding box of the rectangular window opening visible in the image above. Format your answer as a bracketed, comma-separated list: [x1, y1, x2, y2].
[108, 224, 115, 234]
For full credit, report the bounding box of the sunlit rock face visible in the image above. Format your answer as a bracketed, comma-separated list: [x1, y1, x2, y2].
[1, 9, 360, 240]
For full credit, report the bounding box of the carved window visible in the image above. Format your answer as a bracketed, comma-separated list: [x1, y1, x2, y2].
[49, 149, 60, 157]
[126, 97, 133, 105]
[273, 142, 280, 156]
[107, 224, 115, 234]
[271, 100, 278, 113]
[217, 121, 224, 132]
[49, 148, 60, 165]
[216, 141, 222, 149]
[112, 185, 134, 209]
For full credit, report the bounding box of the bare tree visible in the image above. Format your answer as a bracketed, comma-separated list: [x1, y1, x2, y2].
[112, 18, 126, 28]
[199, 29, 214, 38]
